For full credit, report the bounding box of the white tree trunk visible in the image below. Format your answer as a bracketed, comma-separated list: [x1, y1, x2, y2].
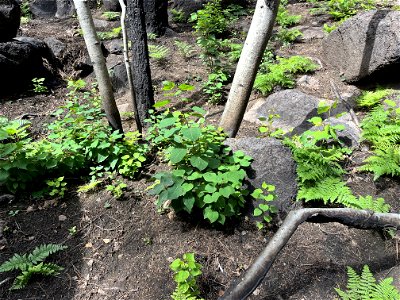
[119, 0, 142, 133]
[219, 0, 280, 137]
[73, 0, 123, 132]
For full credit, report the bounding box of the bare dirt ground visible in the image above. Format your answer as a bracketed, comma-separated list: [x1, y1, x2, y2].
[0, 2, 399, 300]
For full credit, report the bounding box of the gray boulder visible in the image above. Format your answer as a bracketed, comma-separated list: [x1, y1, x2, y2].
[103, 0, 120, 12]
[44, 36, 66, 58]
[109, 62, 128, 94]
[225, 137, 297, 214]
[30, 0, 57, 18]
[244, 89, 322, 135]
[0, 0, 20, 41]
[55, 0, 74, 18]
[322, 10, 400, 83]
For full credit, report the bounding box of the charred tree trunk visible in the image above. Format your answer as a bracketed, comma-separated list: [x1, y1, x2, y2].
[126, 0, 154, 125]
[143, 0, 168, 36]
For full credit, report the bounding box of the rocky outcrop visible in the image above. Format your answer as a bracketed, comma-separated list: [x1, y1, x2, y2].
[0, 0, 20, 41]
[322, 10, 400, 83]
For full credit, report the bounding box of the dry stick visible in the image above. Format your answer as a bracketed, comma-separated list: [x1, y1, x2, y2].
[330, 80, 360, 128]
[219, 208, 400, 300]
[73, 0, 123, 133]
[118, 0, 143, 134]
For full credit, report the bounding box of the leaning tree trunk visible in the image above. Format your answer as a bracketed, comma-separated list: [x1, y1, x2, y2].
[126, 0, 154, 125]
[143, 0, 168, 36]
[73, 0, 123, 132]
[219, 0, 280, 138]
[219, 208, 400, 299]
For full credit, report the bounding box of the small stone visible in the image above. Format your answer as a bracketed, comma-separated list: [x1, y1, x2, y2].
[253, 288, 261, 296]
[103, 238, 111, 244]
[58, 215, 67, 221]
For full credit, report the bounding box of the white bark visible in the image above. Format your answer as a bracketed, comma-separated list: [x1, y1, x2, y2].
[73, 0, 123, 132]
[219, 0, 280, 137]
[119, 0, 142, 133]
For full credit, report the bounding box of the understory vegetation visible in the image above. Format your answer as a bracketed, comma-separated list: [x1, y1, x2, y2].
[3, 0, 400, 298]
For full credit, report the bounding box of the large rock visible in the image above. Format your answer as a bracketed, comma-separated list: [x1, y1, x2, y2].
[322, 10, 400, 83]
[30, 0, 57, 18]
[244, 89, 322, 135]
[170, 0, 206, 19]
[0, 37, 57, 94]
[225, 137, 297, 214]
[0, 0, 20, 41]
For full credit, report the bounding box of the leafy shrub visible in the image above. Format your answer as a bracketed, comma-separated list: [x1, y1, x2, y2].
[202, 70, 229, 104]
[328, 0, 375, 20]
[171, 8, 186, 23]
[174, 41, 196, 60]
[285, 117, 390, 212]
[147, 107, 253, 224]
[170, 253, 203, 300]
[254, 55, 318, 95]
[148, 44, 170, 61]
[31, 77, 48, 93]
[252, 182, 278, 230]
[0, 81, 147, 195]
[275, 28, 303, 46]
[0, 244, 67, 290]
[357, 88, 392, 108]
[335, 265, 400, 299]
[276, 1, 302, 27]
[97, 27, 122, 40]
[359, 99, 400, 180]
[102, 11, 120, 21]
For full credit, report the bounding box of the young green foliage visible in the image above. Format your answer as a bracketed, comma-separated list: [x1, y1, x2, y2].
[203, 70, 229, 104]
[148, 44, 170, 61]
[252, 182, 278, 230]
[285, 116, 390, 212]
[170, 253, 204, 300]
[357, 88, 392, 109]
[147, 107, 252, 225]
[174, 41, 196, 60]
[359, 99, 400, 180]
[0, 244, 67, 290]
[31, 77, 49, 93]
[102, 11, 120, 21]
[276, 1, 302, 27]
[97, 27, 122, 40]
[335, 265, 400, 300]
[254, 55, 318, 95]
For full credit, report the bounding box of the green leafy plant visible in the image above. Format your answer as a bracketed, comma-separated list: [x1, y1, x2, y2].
[203, 70, 229, 104]
[359, 99, 400, 180]
[170, 253, 204, 300]
[20, 0, 31, 24]
[102, 11, 120, 21]
[323, 23, 338, 33]
[328, 0, 375, 20]
[276, 1, 302, 27]
[147, 107, 252, 224]
[252, 182, 278, 230]
[0, 81, 147, 194]
[106, 179, 127, 199]
[148, 44, 170, 62]
[254, 55, 318, 95]
[171, 8, 186, 23]
[31, 77, 49, 93]
[258, 114, 285, 138]
[45, 176, 67, 198]
[357, 88, 392, 109]
[0, 244, 67, 290]
[284, 116, 390, 212]
[97, 27, 122, 40]
[174, 41, 196, 60]
[275, 28, 303, 46]
[335, 265, 400, 299]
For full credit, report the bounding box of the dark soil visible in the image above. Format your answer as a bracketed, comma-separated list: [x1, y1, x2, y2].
[1, 2, 399, 300]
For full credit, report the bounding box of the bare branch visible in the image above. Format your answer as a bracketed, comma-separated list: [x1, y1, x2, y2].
[219, 208, 400, 300]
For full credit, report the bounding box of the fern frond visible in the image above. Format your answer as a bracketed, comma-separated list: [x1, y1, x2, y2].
[357, 88, 392, 108]
[336, 265, 400, 300]
[149, 44, 169, 60]
[345, 195, 391, 213]
[359, 147, 400, 180]
[11, 262, 63, 290]
[28, 244, 68, 265]
[0, 253, 31, 272]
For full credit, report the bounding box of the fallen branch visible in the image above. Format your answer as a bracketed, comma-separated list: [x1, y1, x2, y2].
[219, 208, 400, 300]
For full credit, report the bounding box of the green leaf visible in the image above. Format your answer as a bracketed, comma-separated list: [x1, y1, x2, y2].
[204, 207, 219, 223]
[158, 117, 176, 128]
[192, 106, 206, 115]
[178, 83, 195, 91]
[181, 127, 201, 141]
[253, 208, 263, 216]
[162, 80, 175, 91]
[97, 152, 108, 163]
[203, 172, 218, 182]
[190, 155, 208, 171]
[169, 148, 188, 164]
[384, 99, 396, 107]
[183, 196, 195, 213]
[167, 183, 185, 200]
[174, 270, 190, 283]
[153, 100, 170, 108]
[204, 193, 220, 203]
[219, 186, 235, 198]
[309, 116, 323, 126]
[259, 204, 270, 211]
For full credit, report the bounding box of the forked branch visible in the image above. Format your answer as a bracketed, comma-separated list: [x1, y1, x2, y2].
[219, 208, 400, 300]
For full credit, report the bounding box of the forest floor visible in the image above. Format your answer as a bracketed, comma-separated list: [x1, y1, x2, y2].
[0, 2, 399, 300]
